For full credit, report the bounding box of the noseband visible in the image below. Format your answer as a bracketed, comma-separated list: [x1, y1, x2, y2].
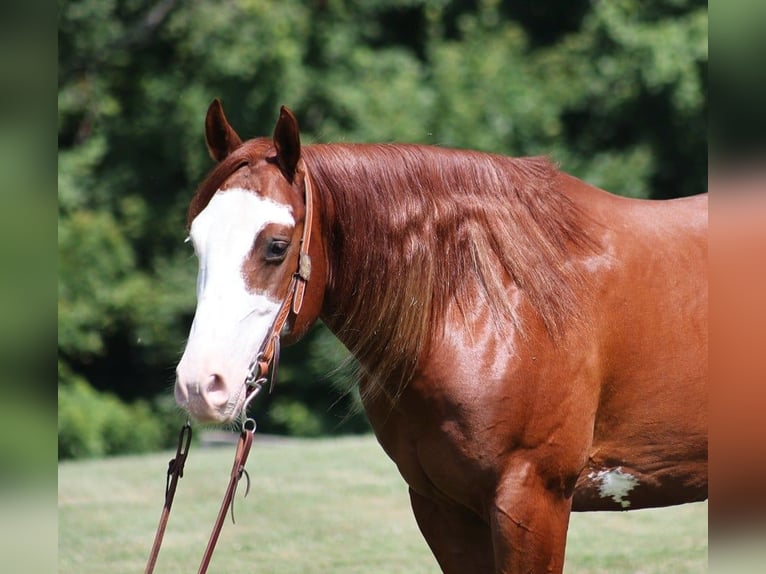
[145, 166, 314, 574]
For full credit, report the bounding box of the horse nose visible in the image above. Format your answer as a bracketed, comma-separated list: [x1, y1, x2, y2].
[174, 368, 231, 418]
[202, 374, 229, 407]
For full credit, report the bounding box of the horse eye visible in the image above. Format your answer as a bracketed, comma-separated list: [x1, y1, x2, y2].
[265, 239, 290, 262]
[184, 235, 197, 255]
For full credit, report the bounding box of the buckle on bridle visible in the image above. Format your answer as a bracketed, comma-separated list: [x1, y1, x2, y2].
[244, 356, 268, 388]
[298, 251, 312, 282]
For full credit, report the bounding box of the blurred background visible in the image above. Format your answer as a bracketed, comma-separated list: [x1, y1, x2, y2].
[57, 0, 708, 459]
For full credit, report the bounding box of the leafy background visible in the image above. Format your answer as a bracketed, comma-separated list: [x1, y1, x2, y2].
[58, 0, 707, 457]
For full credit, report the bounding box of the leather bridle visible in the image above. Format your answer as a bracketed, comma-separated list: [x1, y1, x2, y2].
[145, 165, 314, 574]
[241, 161, 314, 414]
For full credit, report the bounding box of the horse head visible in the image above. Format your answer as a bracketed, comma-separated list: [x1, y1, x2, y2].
[175, 100, 325, 423]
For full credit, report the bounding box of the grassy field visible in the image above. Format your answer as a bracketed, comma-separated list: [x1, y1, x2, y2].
[59, 435, 706, 573]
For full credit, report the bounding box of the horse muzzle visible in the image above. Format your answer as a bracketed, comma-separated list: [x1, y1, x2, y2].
[174, 367, 243, 423]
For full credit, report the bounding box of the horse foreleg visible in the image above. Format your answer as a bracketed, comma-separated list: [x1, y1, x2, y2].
[490, 462, 573, 574]
[409, 488, 495, 574]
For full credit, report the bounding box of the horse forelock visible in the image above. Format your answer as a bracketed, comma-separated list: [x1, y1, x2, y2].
[301, 144, 600, 402]
[188, 138, 275, 227]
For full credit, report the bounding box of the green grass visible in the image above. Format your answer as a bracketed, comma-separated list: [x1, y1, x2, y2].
[59, 435, 706, 573]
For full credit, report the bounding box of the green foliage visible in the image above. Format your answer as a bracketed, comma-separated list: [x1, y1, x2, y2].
[270, 399, 325, 437]
[246, 324, 370, 437]
[58, 0, 707, 449]
[58, 376, 175, 459]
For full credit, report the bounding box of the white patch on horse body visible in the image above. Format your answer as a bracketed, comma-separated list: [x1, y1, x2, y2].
[175, 188, 294, 419]
[587, 467, 639, 509]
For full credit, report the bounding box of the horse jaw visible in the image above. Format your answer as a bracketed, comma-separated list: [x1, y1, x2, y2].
[175, 188, 294, 423]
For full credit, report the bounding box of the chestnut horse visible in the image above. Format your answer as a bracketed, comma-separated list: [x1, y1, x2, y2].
[175, 100, 707, 573]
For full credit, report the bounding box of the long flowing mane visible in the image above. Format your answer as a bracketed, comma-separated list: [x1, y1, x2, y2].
[302, 144, 599, 399]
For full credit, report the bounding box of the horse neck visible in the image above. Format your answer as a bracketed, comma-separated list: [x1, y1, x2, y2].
[304, 144, 450, 394]
[302, 143, 598, 398]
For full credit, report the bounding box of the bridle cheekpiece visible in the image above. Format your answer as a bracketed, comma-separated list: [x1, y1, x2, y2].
[240, 161, 314, 422]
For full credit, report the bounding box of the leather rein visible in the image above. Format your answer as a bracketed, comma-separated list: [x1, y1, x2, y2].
[145, 166, 314, 574]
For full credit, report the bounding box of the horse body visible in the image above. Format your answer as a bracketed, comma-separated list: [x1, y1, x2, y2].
[321, 169, 707, 572]
[175, 101, 707, 573]
[571, 188, 708, 512]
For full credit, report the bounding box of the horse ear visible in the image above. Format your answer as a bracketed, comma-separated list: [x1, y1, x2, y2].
[205, 98, 243, 162]
[273, 105, 301, 181]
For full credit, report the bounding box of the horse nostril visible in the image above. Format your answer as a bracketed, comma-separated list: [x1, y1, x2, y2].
[206, 373, 225, 393]
[204, 374, 229, 407]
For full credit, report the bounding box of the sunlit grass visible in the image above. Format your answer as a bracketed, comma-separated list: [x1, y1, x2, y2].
[59, 435, 706, 573]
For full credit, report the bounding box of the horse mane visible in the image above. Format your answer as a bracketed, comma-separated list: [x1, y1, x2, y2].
[301, 144, 599, 402]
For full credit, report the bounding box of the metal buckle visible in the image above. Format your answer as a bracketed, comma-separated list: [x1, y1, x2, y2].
[240, 379, 266, 422]
[298, 251, 312, 281]
[244, 355, 264, 386]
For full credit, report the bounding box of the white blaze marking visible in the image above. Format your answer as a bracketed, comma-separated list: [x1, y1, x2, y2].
[190, 188, 294, 299]
[588, 467, 639, 508]
[177, 188, 294, 416]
